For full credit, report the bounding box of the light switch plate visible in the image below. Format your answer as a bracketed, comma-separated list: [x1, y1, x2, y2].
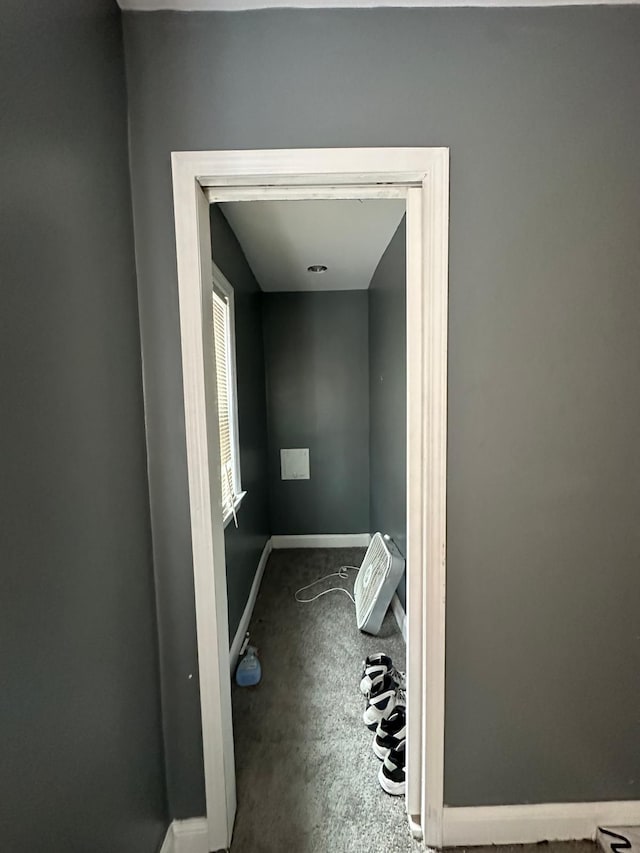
[280, 448, 310, 480]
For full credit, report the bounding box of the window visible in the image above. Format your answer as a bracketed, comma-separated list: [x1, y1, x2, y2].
[212, 264, 244, 527]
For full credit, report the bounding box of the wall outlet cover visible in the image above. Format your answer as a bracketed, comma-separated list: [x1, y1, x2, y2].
[280, 448, 310, 480]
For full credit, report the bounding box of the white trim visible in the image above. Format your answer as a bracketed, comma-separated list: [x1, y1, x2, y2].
[118, 0, 640, 11]
[206, 185, 409, 203]
[172, 818, 209, 853]
[391, 592, 407, 641]
[443, 803, 640, 847]
[270, 533, 371, 549]
[222, 490, 246, 529]
[158, 819, 210, 853]
[171, 147, 449, 849]
[158, 824, 175, 853]
[174, 147, 441, 185]
[420, 147, 449, 851]
[405, 186, 425, 827]
[229, 537, 273, 673]
[172, 158, 236, 853]
[408, 813, 423, 841]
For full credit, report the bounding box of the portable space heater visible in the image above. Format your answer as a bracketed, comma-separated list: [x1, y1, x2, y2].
[354, 533, 405, 635]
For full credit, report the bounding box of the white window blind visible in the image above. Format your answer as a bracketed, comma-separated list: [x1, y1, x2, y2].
[212, 285, 240, 522]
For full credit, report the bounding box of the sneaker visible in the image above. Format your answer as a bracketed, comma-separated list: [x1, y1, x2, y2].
[373, 705, 406, 760]
[360, 653, 405, 697]
[378, 739, 406, 796]
[363, 674, 405, 730]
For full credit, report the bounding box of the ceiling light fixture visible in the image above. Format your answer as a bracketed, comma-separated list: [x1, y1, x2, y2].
[307, 264, 328, 274]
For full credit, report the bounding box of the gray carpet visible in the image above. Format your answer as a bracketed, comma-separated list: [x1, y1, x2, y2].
[230, 547, 418, 853]
[446, 846, 597, 853]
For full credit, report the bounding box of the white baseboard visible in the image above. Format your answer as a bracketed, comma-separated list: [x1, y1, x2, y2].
[391, 592, 407, 642]
[158, 819, 210, 853]
[443, 802, 640, 847]
[161, 804, 640, 851]
[173, 818, 210, 853]
[229, 537, 272, 674]
[159, 823, 174, 853]
[229, 533, 371, 673]
[270, 533, 371, 549]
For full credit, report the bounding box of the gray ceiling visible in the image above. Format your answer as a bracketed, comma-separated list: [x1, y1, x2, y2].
[219, 199, 405, 292]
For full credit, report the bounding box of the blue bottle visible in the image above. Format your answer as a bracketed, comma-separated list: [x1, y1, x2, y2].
[235, 644, 262, 687]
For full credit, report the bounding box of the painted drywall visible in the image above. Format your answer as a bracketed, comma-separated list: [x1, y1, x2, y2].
[123, 7, 640, 813]
[210, 205, 271, 641]
[0, 2, 167, 851]
[262, 291, 370, 534]
[369, 220, 407, 607]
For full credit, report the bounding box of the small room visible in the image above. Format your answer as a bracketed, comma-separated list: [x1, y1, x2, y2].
[209, 198, 410, 850]
[7, 4, 640, 853]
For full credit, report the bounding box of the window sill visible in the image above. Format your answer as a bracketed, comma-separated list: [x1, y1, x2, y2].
[223, 491, 247, 529]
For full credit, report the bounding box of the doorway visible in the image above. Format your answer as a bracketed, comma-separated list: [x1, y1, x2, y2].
[215, 195, 406, 849]
[170, 148, 449, 851]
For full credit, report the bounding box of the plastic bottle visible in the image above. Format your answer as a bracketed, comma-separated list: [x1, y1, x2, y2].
[235, 645, 262, 687]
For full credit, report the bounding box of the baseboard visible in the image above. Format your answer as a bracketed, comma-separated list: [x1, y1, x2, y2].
[159, 823, 174, 853]
[160, 804, 640, 851]
[171, 818, 210, 853]
[391, 593, 407, 642]
[229, 532, 371, 673]
[229, 537, 273, 674]
[270, 533, 371, 549]
[443, 802, 640, 847]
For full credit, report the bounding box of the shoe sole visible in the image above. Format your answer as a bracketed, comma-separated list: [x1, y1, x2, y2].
[363, 704, 395, 730]
[363, 711, 379, 731]
[372, 737, 390, 761]
[378, 765, 406, 796]
[363, 696, 399, 730]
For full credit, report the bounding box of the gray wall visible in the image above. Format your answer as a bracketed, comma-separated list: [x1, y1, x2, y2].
[262, 291, 370, 534]
[123, 7, 640, 813]
[0, 2, 167, 851]
[369, 220, 407, 607]
[211, 206, 270, 641]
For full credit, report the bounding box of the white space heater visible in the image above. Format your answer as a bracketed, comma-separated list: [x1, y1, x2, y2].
[354, 533, 405, 635]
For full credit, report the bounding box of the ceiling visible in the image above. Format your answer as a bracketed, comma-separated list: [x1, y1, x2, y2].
[219, 199, 405, 293]
[119, 0, 638, 9]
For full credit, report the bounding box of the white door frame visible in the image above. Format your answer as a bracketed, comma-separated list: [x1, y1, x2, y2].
[170, 148, 449, 851]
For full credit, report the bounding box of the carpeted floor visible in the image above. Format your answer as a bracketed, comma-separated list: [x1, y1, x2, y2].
[230, 547, 417, 853]
[446, 846, 597, 853]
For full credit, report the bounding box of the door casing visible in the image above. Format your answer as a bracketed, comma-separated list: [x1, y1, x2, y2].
[170, 148, 449, 850]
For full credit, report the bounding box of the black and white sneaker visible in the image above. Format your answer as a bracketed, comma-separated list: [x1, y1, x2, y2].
[373, 705, 406, 760]
[360, 653, 405, 697]
[363, 674, 405, 730]
[360, 653, 393, 696]
[378, 739, 406, 796]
